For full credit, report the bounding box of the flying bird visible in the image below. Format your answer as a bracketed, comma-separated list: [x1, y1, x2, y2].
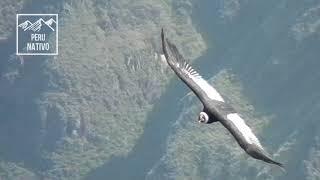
[161, 29, 283, 168]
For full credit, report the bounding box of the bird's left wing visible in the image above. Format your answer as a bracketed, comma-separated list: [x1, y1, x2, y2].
[161, 29, 224, 103]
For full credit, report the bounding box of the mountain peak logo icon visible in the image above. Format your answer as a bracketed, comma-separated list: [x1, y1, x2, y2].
[18, 18, 56, 32]
[18, 20, 32, 29]
[17, 14, 58, 55]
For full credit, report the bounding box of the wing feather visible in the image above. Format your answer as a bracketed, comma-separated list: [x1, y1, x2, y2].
[227, 113, 263, 149]
[161, 29, 224, 102]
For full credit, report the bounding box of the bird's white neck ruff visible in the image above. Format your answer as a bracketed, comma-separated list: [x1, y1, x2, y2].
[227, 113, 263, 149]
[199, 111, 209, 123]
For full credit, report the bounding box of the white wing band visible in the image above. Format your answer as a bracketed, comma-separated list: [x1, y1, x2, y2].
[190, 75, 225, 102]
[227, 113, 263, 149]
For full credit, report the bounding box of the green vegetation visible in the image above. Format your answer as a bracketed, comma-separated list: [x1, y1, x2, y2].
[0, 161, 36, 180]
[0, 0, 205, 179]
[1, 0, 319, 179]
[0, 0, 27, 38]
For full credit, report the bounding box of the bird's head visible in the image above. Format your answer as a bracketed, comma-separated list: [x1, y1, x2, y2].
[198, 112, 209, 123]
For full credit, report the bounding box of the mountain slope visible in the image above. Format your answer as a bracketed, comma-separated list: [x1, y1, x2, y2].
[0, 0, 206, 179]
[148, 0, 320, 179]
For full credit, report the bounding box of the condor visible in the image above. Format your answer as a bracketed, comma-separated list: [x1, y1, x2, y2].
[161, 29, 283, 168]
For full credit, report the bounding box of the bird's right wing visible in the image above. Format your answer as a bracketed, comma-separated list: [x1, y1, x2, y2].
[161, 29, 225, 103]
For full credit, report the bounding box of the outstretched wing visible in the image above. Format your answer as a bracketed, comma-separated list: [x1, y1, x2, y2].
[226, 112, 263, 149]
[223, 111, 283, 167]
[161, 29, 224, 103]
[209, 97, 264, 150]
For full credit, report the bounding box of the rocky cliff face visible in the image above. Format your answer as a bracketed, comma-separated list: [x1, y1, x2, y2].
[0, 0, 205, 179]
